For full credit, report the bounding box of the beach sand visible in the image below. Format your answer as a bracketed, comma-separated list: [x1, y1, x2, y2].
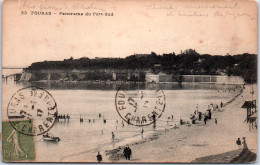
[105, 84, 257, 163]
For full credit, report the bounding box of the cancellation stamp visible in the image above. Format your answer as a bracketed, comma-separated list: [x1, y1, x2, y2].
[7, 86, 57, 136]
[115, 84, 166, 126]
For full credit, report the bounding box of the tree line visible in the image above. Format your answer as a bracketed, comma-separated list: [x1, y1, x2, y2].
[25, 51, 257, 83]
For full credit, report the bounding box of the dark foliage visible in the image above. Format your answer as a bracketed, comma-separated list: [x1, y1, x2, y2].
[25, 52, 257, 83]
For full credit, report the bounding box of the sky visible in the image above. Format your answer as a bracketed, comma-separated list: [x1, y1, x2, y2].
[2, 0, 258, 67]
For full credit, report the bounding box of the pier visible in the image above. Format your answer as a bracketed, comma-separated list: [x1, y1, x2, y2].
[3, 73, 22, 81]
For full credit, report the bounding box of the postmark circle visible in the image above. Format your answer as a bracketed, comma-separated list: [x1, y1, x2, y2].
[7, 86, 57, 136]
[115, 83, 166, 126]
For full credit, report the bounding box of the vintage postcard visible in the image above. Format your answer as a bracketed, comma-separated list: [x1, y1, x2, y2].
[2, 0, 257, 163]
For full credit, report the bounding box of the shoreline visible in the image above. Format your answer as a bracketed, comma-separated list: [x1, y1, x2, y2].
[105, 84, 257, 163]
[16, 79, 245, 85]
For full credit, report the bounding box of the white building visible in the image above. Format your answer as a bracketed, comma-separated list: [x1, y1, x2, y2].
[145, 73, 159, 83]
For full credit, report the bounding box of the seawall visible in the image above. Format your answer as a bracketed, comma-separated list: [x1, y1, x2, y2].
[19, 69, 244, 85]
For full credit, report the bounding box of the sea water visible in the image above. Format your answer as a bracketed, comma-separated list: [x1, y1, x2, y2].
[2, 69, 242, 161]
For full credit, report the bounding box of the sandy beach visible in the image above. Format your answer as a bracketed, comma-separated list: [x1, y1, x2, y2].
[105, 84, 257, 163]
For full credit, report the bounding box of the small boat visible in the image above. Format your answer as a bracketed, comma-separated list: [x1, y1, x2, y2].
[43, 133, 60, 142]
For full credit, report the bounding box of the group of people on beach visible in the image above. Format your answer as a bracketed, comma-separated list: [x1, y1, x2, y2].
[55, 114, 70, 121]
[96, 86, 245, 163]
[123, 146, 132, 160]
[80, 113, 105, 123]
[96, 146, 132, 163]
[188, 102, 224, 125]
[236, 137, 248, 149]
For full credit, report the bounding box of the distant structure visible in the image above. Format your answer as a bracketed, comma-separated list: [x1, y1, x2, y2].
[241, 100, 257, 130]
[146, 73, 159, 83]
[181, 49, 199, 55]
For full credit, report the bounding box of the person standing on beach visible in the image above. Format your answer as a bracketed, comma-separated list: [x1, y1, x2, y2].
[66, 114, 70, 121]
[236, 138, 241, 149]
[96, 152, 102, 163]
[204, 116, 207, 124]
[215, 118, 217, 125]
[180, 118, 183, 125]
[242, 137, 248, 149]
[112, 132, 115, 140]
[123, 147, 128, 160]
[152, 114, 156, 128]
[198, 112, 202, 121]
[127, 147, 132, 160]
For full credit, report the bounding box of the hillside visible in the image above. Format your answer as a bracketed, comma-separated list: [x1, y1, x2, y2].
[24, 51, 257, 83]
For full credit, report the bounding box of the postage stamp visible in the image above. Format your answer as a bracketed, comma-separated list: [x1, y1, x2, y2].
[7, 86, 58, 136]
[2, 121, 36, 162]
[115, 83, 166, 126]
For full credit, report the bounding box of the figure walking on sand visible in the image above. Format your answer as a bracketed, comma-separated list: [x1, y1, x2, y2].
[96, 152, 102, 163]
[7, 129, 27, 158]
[215, 118, 217, 125]
[112, 132, 115, 140]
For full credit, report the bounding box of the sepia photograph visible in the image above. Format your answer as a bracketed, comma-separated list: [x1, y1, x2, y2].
[1, 0, 257, 163]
